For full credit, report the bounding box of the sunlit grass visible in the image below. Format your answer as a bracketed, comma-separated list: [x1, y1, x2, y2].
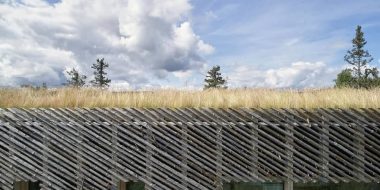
[0, 87, 379, 108]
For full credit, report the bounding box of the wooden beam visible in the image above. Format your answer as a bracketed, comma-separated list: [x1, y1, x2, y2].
[145, 123, 154, 190]
[118, 181, 126, 190]
[215, 124, 223, 190]
[42, 124, 50, 190]
[285, 115, 294, 190]
[251, 123, 259, 181]
[111, 122, 119, 189]
[75, 119, 83, 190]
[320, 119, 329, 183]
[181, 122, 189, 189]
[353, 123, 365, 181]
[284, 180, 293, 190]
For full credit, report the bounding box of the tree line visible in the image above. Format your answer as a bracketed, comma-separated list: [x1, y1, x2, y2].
[33, 25, 380, 90]
[66, 58, 111, 88]
[65, 58, 228, 90]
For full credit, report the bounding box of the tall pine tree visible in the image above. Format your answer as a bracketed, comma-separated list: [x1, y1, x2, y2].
[344, 25, 374, 88]
[204, 65, 227, 89]
[91, 58, 111, 88]
[66, 68, 87, 88]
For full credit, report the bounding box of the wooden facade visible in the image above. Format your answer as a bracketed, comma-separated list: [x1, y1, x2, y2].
[0, 108, 380, 189]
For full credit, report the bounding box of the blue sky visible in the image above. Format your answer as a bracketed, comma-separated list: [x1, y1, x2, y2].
[0, 0, 379, 89]
[189, 0, 380, 87]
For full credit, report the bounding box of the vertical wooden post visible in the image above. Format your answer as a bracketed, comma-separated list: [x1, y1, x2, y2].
[284, 180, 293, 190]
[353, 123, 365, 181]
[0, 146, 3, 190]
[118, 181, 126, 190]
[320, 118, 329, 183]
[145, 124, 153, 190]
[0, 111, 5, 190]
[76, 124, 83, 190]
[111, 124, 119, 189]
[215, 123, 223, 190]
[7, 123, 18, 184]
[285, 118, 294, 190]
[250, 123, 259, 181]
[180, 122, 188, 189]
[0, 111, 14, 190]
[41, 124, 50, 190]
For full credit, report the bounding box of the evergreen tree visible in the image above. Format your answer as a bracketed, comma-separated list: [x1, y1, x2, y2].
[41, 82, 47, 89]
[90, 58, 111, 88]
[204, 65, 227, 89]
[343, 25, 374, 88]
[66, 68, 87, 88]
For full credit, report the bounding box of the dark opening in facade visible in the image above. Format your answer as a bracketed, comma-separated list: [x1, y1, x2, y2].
[294, 182, 380, 190]
[223, 182, 284, 190]
[13, 181, 41, 190]
[118, 181, 145, 190]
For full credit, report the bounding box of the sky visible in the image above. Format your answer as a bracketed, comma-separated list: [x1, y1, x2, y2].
[0, 0, 380, 89]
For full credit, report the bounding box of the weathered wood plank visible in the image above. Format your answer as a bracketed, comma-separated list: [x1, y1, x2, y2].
[0, 108, 379, 190]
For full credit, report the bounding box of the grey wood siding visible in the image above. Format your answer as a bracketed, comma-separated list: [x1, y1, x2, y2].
[0, 108, 379, 189]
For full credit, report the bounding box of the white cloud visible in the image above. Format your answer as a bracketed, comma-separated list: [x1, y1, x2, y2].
[173, 70, 193, 79]
[173, 22, 214, 55]
[228, 61, 339, 88]
[0, 0, 213, 87]
[109, 80, 132, 91]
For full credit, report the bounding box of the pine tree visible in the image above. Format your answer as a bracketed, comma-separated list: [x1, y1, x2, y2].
[66, 68, 87, 88]
[344, 25, 374, 88]
[204, 65, 227, 89]
[90, 58, 111, 88]
[41, 82, 47, 89]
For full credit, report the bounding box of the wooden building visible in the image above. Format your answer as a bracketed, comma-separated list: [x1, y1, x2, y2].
[0, 108, 380, 190]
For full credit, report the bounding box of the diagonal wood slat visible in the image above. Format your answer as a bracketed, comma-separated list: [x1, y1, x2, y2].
[0, 108, 380, 189]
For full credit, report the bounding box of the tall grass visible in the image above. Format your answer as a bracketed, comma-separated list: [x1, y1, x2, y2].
[0, 88, 379, 108]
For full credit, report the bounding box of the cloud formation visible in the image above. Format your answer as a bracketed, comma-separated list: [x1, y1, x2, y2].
[228, 62, 338, 88]
[0, 0, 213, 87]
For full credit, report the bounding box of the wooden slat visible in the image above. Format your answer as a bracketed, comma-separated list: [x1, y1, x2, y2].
[0, 108, 379, 190]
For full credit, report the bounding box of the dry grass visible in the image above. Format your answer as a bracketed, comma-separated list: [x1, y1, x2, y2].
[0, 87, 380, 108]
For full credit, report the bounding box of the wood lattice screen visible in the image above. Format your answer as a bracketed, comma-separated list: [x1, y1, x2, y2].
[0, 108, 379, 190]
